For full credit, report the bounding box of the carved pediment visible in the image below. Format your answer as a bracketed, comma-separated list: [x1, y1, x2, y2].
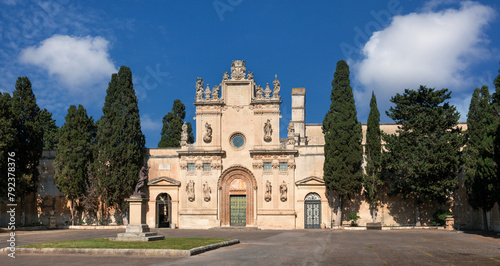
[148, 176, 181, 187]
[295, 176, 325, 186]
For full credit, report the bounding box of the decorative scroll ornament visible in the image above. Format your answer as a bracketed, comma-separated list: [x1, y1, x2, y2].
[180, 123, 188, 147]
[203, 122, 212, 143]
[265, 180, 272, 202]
[196, 77, 204, 101]
[231, 60, 246, 80]
[186, 180, 195, 202]
[272, 74, 281, 99]
[132, 166, 149, 197]
[264, 119, 272, 142]
[280, 181, 287, 202]
[264, 83, 272, 98]
[203, 181, 211, 202]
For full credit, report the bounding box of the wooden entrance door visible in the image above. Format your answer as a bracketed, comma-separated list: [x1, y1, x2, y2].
[230, 195, 246, 226]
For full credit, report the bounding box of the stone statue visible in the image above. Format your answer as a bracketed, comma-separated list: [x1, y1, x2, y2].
[247, 71, 254, 80]
[272, 74, 280, 99]
[280, 181, 287, 202]
[196, 77, 204, 101]
[264, 83, 272, 98]
[287, 121, 295, 145]
[265, 180, 272, 202]
[180, 123, 188, 146]
[256, 85, 264, 100]
[223, 72, 229, 81]
[186, 180, 195, 202]
[203, 122, 212, 143]
[212, 84, 220, 100]
[264, 119, 272, 142]
[231, 60, 246, 80]
[203, 181, 211, 202]
[132, 166, 149, 197]
[204, 84, 211, 100]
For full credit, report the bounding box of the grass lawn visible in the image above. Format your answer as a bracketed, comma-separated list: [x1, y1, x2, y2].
[22, 238, 230, 250]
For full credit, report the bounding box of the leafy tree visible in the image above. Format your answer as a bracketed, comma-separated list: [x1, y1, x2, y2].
[382, 86, 462, 226]
[39, 108, 59, 149]
[492, 67, 500, 207]
[0, 92, 16, 197]
[54, 105, 95, 225]
[464, 86, 497, 230]
[322, 60, 363, 226]
[11, 77, 44, 225]
[96, 66, 145, 221]
[363, 91, 382, 223]
[158, 99, 194, 147]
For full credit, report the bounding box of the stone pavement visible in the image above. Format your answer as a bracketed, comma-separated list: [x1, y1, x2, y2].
[1, 228, 499, 265]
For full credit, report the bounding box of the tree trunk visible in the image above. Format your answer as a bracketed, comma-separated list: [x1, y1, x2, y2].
[20, 198, 25, 226]
[371, 207, 376, 223]
[415, 201, 421, 226]
[482, 209, 488, 231]
[70, 199, 74, 226]
[336, 197, 343, 226]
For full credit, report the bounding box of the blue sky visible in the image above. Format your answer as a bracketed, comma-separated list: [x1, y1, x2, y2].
[1, 0, 499, 148]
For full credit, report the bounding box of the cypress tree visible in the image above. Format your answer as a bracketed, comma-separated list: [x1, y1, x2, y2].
[54, 105, 95, 225]
[39, 108, 59, 150]
[96, 66, 145, 221]
[11, 77, 44, 225]
[158, 99, 194, 147]
[383, 86, 462, 226]
[0, 92, 16, 197]
[492, 67, 500, 207]
[322, 60, 363, 226]
[364, 91, 382, 223]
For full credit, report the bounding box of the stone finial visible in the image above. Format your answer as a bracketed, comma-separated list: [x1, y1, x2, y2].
[264, 83, 272, 99]
[247, 71, 254, 80]
[272, 74, 280, 99]
[204, 84, 211, 100]
[223, 72, 229, 81]
[196, 77, 204, 101]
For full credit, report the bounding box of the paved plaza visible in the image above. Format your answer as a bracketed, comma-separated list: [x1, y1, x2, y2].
[1, 228, 499, 265]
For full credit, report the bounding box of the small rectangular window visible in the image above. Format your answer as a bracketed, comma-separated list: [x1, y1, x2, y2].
[187, 163, 196, 172]
[263, 162, 272, 172]
[203, 163, 211, 171]
[279, 162, 288, 171]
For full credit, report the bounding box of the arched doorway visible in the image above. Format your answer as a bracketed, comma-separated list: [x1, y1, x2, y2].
[305, 192, 321, 229]
[156, 193, 171, 228]
[218, 166, 256, 227]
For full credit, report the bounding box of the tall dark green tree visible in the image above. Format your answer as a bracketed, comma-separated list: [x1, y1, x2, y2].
[364, 91, 382, 223]
[492, 66, 500, 207]
[0, 92, 16, 197]
[39, 108, 59, 150]
[11, 77, 44, 225]
[96, 66, 145, 221]
[158, 99, 194, 147]
[322, 60, 363, 226]
[382, 86, 462, 226]
[54, 105, 95, 225]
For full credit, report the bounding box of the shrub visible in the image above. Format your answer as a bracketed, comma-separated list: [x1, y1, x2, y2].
[348, 212, 360, 226]
[433, 209, 452, 226]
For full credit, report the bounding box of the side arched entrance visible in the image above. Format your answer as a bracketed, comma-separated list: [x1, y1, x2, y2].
[305, 192, 321, 229]
[218, 166, 256, 227]
[156, 193, 171, 228]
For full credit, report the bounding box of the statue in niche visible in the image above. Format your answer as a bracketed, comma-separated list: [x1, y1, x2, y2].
[265, 180, 272, 202]
[280, 181, 287, 202]
[287, 121, 295, 145]
[264, 119, 272, 142]
[203, 122, 212, 143]
[203, 181, 211, 202]
[180, 123, 188, 146]
[186, 180, 195, 202]
[247, 71, 254, 80]
[272, 74, 280, 99]
[264, 83, 272, 98]
[196, 77, 204, 101]
[204, 84, 211, 100]
[132, 166, 149, 197]
[223, 72, 229, 81]
[256, 85, 264, 100]
[212, 84, 220, 100]
[231, 60, 246, 80]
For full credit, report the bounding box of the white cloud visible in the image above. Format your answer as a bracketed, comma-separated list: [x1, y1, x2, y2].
[19, 35, 117, 93]
[354, 1, 495, 101]
[141, 114, 162, 132]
